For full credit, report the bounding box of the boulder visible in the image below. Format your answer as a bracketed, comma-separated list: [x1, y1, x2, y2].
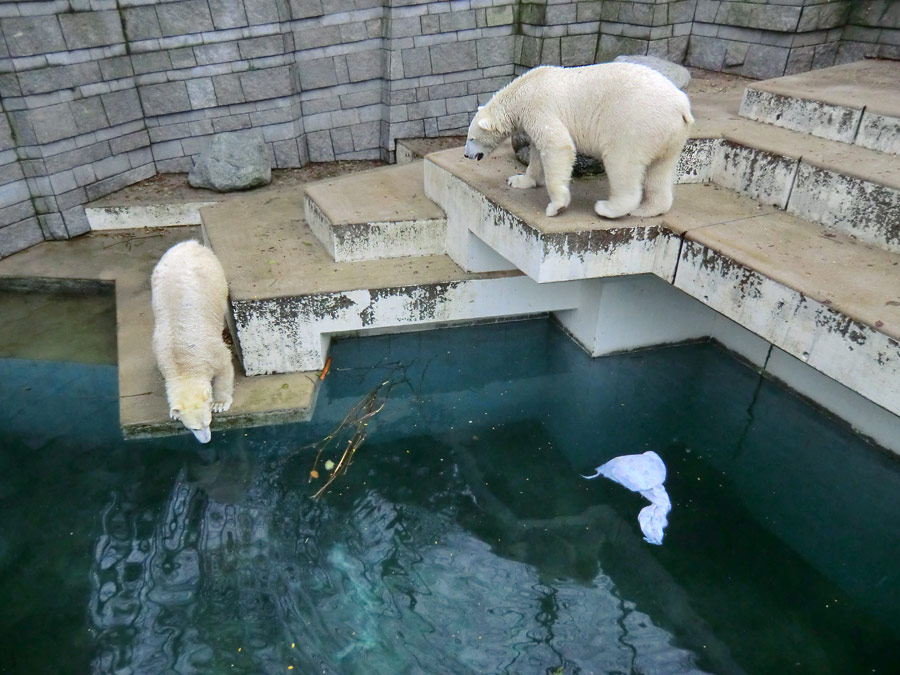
[613, 55, 691, 90]
[188, 129, 272, 192]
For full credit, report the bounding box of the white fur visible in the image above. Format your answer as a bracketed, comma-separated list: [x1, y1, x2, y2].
[464, 63, 694, 219]
[151, 240, 234, 443]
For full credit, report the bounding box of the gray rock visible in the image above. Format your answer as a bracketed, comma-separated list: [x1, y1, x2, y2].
[188, 130, 271, 192]
[511, 131, 605, 177]
[613, 55, 691, 90]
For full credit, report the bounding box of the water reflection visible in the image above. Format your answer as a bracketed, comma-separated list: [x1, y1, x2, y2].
[88, 426, 714, 674]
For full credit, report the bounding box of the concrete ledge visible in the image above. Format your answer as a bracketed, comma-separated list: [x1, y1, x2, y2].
[303, 161, 447, 262]
[202, 187, 582, 374]
[0, 227, 319, 439]
[739, 60, 900, 155]
[424, 141, 900, 421]
[86, 202, 217, 231]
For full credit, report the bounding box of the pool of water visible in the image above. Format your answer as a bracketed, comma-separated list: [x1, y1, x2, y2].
[1, 307, 899, 674]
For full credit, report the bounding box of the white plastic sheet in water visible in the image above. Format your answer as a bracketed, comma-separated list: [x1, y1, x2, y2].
[584, 451, 671, 545]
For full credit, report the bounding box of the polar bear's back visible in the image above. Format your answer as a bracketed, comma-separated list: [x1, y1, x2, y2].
[151, 240, 228, 374]
[511, 63, 693, 160]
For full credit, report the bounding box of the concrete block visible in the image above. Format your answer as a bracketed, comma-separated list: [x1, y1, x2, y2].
[241, 66, 294, 101]
[157, 0, 214, 37]
[787, 163, 900, 253]
[729, 43, 790, 80]
[100, 89, 144, 126]
[739, 88, 862, 143]
[431, 40, 477, 74]
[0, 218, 44, 257]
[855, 111, 900, 156]
[99, 55, 134, 81]
[298, 57, 338, 90]
[131, 51, 172, 75]
[290, 0, 324, 20]
[273, 138, 302, 167]
[184, 78, 216, 110]
[122, 5, 161, 41]
[597, 34, 649, 63]
[37, 213, 66, 240]
[29, 103, 79, 145]
[440, 10, 476, 32]
[30, 61, 102, 97]
[59, 10, 124, 50]
[245, 0, 283, 24]
[306, 129, 335, 162]
[138, 81, 191, 116]
[237, 35, 282, 61]
[2, 16, 66, 57]
[347, 49, 384, 82]
[713, 141, 798, 208]
[208, 0, 248, 29]
[213, 73, 245, 105]
[561, 34, 598, 66]
[212, 114, 251, 133]
[61, 205, 91, 237]
[71, 96, 109, 134]
[477, 35, 515, 68]
[402, 46, 432, 77]
[193, 41, 239, 66]
[487, 6, 515, 27]
[109, 129, 150, 155]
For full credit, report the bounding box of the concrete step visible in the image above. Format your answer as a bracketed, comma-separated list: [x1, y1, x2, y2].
[738, 60, 900, 155]
[424, 142, 900, 421]
[303, 161, 447, 262]
[201, 186, 583, 375]
[0, 227, 317, 439]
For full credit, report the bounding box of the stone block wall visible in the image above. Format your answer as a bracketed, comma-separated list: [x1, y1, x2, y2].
[1, 0, 899, 257]
[686, 0, 850, 78]
[838, 0, 900, 63]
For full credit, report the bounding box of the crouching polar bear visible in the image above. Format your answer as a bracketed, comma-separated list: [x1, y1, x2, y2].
[464, 62, 694, 219]
[151, 240, 234, 443]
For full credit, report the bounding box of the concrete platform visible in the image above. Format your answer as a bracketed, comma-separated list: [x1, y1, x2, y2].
[0, 227, 318, 439]
[303, 161, 446, 262]
[424, 139, 900, 421]
[201, 187, 582, 375]
[739, 60, 900, 154]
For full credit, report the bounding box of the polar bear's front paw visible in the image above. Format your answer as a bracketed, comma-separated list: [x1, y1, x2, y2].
[507, 174, 537, 189]
[212, 394, 233, 413]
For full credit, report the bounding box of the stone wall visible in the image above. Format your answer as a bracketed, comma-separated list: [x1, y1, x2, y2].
[1, 0, 898, 257]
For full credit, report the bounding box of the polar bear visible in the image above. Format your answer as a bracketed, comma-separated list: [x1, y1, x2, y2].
[464, 62, 694, 219]
[151, 240, 234, 443]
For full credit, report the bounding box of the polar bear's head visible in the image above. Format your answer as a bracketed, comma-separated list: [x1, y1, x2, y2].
[168, 379, 214, 444]
[464, 106, 507, 161]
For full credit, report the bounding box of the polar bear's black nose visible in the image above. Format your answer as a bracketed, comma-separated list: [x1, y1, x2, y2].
[475, 152, 484, 161]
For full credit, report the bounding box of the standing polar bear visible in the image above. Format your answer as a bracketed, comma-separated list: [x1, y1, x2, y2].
[151, 240, 234, 443]
[464, 62, 694, 219]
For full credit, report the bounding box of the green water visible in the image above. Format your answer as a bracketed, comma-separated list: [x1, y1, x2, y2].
[1, 306, 899, 674]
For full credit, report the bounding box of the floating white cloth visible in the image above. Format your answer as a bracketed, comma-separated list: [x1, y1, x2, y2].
[584, 451, 671, 545]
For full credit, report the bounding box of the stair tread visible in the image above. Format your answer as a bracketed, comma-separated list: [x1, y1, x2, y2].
[744, 60, 900, 119]
[305, 160, 444, 226]
[426, 144, 900, 339]
[202, 187, 518, 303]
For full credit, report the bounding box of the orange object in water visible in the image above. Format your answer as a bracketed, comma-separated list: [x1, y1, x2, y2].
[319, 357, 332, 380]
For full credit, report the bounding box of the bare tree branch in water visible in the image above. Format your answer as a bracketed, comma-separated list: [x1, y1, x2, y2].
[308, 379, 391, 499]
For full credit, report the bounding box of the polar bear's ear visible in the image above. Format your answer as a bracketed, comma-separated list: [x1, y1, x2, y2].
[478, 116, 496, 132]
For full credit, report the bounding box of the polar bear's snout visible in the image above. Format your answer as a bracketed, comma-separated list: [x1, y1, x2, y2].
[464, 140, 485, 161]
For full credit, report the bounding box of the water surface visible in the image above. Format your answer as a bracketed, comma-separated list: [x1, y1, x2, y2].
[1, 312, 899, 674]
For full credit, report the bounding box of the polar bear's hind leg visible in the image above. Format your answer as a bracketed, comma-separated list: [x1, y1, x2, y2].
[594, 155, 645, 219]
[630, 145, 680, 217]
[211, 345, 234, 413]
